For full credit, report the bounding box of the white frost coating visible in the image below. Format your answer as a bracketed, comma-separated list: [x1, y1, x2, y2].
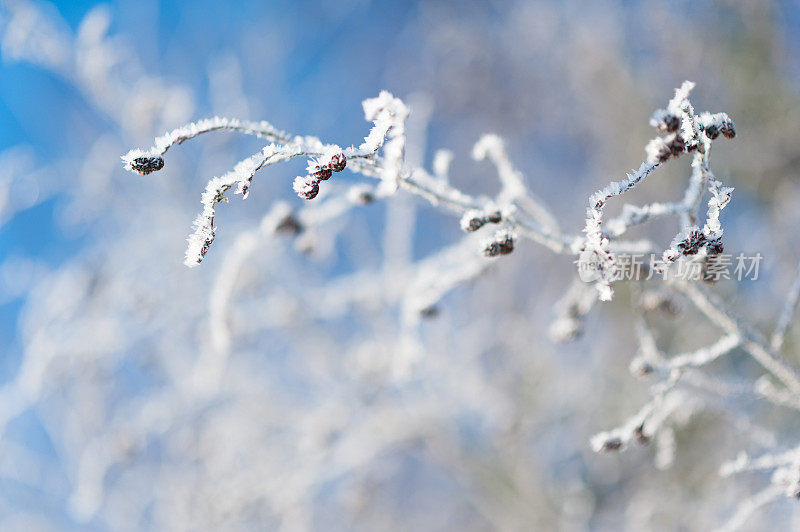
[605, 201, 686, 237]
[578, 81, 736, 300]
[644, 136, 670, 164]
[680, 150, 708, 227]
[316, 144, 344, 169]
[125, 90, 521, 265]
[352, 91, 409, 194]
[696, 111, 736, 140]
[717, 444, 800, 530]
[120, 116, 290, 170]
[667, 80, 698, 141]
[128, 87, 731, 268]
[185, 143, 303, 267]
[661, 178, 733, 264]
[591, 386, 687, 452]
[720, 447, 800, 478]
[582, 161, 659, 301]
[634, 334, 741, 373]
[702, 179, 734, 241]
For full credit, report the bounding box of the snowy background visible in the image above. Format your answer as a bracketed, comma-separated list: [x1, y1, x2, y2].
[2, 0, 800, 530]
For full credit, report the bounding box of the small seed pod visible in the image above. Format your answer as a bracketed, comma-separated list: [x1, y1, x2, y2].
[699, 113, 736, 140]
[293, 176, 320, 200]
[307, 160, 332, 181]
[720, 119, 736, 139]
[460, 210, 486, 232]
[706, 238, 724, 255]
[598, 437, 624, 452]
[329, 153, 347, 172]
[676, 229, 705, 255]
[486, 210, 503, 224]
[482, 231, 514, 257]
[650, 109, 680, 132]
[131, 156, 165, 175]
[667, 133, 686, 155]
[704, 124, 720, 140]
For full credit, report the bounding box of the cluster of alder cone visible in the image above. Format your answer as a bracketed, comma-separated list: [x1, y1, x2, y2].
[293, 151, 347, 200]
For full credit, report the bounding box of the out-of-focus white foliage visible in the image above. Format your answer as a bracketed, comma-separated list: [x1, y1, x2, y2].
[3, 1, 800, 530]
[122, 69, 800, 528]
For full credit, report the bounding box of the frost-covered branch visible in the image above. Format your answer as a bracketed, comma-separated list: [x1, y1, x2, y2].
[121, 116, 292, 174]
[717, 445, 800, 530]
[124, 90, 578, 267]
[591, 376, 686, 452]
[715, 484, 786, 532]
[669, 278, 800, 395]
[124, 82, 739, 292]
[662, 178, 732, 264]
[771, 260, 800, 351]
[630, 332, 741, 376]
[586, 81, 736, 299]
[184, 143, 309, 266]
[581, 160, 660, 301]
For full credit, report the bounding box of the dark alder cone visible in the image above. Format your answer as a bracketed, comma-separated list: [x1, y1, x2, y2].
[329, 153, 347, 172]
[486, 211, 503, 224]
[483, 233, 514, 257]
[661, 114, 680, 132]
[652, 111, 680, 133]
[462, 216, 485, 232]
[676, 229, 705, 255]
[599, 437, 624, 451]
[704, 124, 720, 140]
[293, 176, 320, 200]
[701, 116, 736, 140]
[309, 163, 332, 181]
[721, 120, 736, 139]
[131, 156, 165, 175]
[706, 238, 724, 255]
[667, 134, 686, 155]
